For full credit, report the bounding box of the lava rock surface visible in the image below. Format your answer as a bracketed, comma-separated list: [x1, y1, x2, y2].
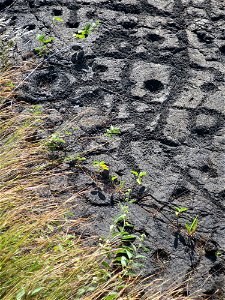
[1, 0, 225, 298]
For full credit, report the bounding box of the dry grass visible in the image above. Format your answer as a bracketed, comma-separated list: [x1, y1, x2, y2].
[0, 67, 203, 300]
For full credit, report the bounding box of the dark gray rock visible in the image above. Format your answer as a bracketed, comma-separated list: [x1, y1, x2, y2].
[3, 0, 225, 297]
[193, 114, 218, 135]
[86, 188, 113, 206]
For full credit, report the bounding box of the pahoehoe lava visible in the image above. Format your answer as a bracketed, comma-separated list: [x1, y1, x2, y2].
[1, 0, 225, 297]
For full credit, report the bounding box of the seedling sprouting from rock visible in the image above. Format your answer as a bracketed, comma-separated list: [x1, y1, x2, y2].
[64, 155, 86, 164]
[130, 170, 147, 185]
[125, 189, 136, 203]
[111, 175, 118, 182]
[74, 20, 101, 39]
[107, 205, 146, 272]
[185, 216, 198, 237]
[52, 16, 64, 24]
[93, 160, 109, 171]
[174, 206, 188, 217]
[34, 34, 55, 56]
[45, 133, 65, 151]
[111, 175, 126, 192]
[105, 126, 121, 138]
[36, 34, 55, 45]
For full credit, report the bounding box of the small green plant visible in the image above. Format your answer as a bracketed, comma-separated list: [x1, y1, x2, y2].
[36, 33, 55, 44]
[215, 251, 222, 257]
[64, 155, 86, 163]
[106, 205, 146, 273]
[3, 81, 15, 88]
[124, 189, 136, 203]
[215, 250, 223, 257]
[111, 175, 118, 182]
[76, 155, 86, 162]
[52, 16, 64, 23]
[34, 33, 55, 56]
[105, 126, 121, 138]
[31, 104, 42, 116]
[93, 160, 109, 171]
[174, 206, 188, 217]
[45, 133, 65, 151]
[130, 170, 147, 185]
[185, 216, 198, 237]
[75, 20, 100, 39]
[111, 175, 126, 191]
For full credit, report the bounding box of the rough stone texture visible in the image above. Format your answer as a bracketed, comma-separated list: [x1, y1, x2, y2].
[1, 0, 225, 298]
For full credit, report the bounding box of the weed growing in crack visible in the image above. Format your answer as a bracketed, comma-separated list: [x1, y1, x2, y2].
[34, 34, 55, 56]
[74, 20, 101, 39]
[104, 204, 147, 275]
[185, 216, 198, 237]
[93, 160, 109, 171]
[75, 155, 86, 162]
[52, 16, 64, 24]
[45, 133, 65, 151]
[111, 175, 118, 182]
[64, 155, 86, 164]
[130, 170, 147, 185]
[174, 206, 188, 217]
[215, 251, 222, 257]
[124, 188, 137, 203]
[105, 126, 121, 138]
[111, 175, 126, 192]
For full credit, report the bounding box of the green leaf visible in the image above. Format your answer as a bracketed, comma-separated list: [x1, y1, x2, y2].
[139, 171, 147, 177]
[121, 234, 136, 241]
[135, 254, 146, 259]
[75, 32, 86, 39]
[114, 214, 126, 224]
[36, 33, 45, 42]
[43, 36, 55, 44]
[16, 289, 26, 300]
[92, 160, 109, 170]
[136, 177, 142, 185]
[111, 175, 118, 182]
[130, 170, 138, 176]
[53, 16, 64, 22]
[185, 216, 199, 236]
[76, 156, 86, 161]
[30, 287, 44, 296]
[102, 261, 110, 268]
[120, 256, 128, 267]
[4, 81, 15, 87]
[174, 206, 188, 213]
[190, 216, 198, 232]
[216, 251, 222, 257]
[84, 23, 92, 34]
[125, 249, 133, 259]
[106, 126, 121, 137]
[115, 249, 128, 255]
[99, 161, 109, 170]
